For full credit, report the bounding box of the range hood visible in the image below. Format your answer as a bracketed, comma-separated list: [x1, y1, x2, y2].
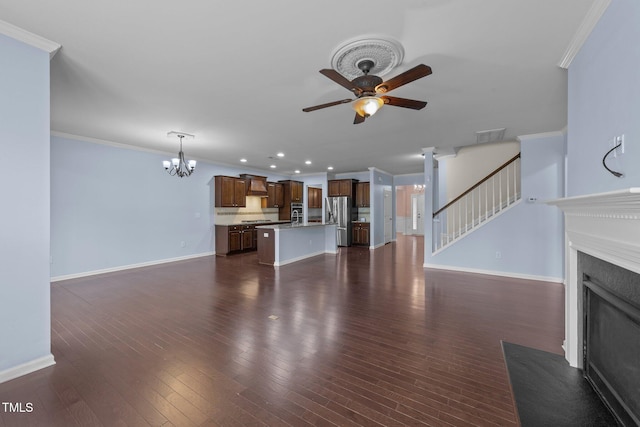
[240, 174, 268, 196]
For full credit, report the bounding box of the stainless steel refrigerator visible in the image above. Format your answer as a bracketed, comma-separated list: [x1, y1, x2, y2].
[325, 196, 356, 246]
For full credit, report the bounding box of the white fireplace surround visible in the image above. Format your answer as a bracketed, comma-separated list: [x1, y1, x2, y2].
[546, 188, 640, 368]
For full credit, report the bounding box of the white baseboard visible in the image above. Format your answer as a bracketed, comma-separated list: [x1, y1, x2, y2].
[0, 354, 55, 384]
[50, 252, 215, 282]
[424, 263, 563, 283]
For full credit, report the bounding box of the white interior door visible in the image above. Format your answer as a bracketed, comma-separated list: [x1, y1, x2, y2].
[411, 193, 425, 236]
[384, 188, 393, 243]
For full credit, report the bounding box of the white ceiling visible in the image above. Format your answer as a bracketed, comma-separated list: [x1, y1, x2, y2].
[1, 0, 599, 175]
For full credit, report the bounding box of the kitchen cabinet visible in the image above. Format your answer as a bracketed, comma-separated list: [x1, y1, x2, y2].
[215, 224, 256, 255]
[278, 180, 304, 220]
[228, 228, 242, 252]
[214, 176, 246, 207]
[352, 222, 370, 246]
[356, 182, 370, 207]
[242, 227, 255, 250]
[328, 179, 358, 198]
[308, 187, 322, 209]
[287, 181, 304, 203]
[263, 182, 284, 208]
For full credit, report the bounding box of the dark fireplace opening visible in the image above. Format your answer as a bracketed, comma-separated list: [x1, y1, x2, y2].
[581, 253, 640, 426]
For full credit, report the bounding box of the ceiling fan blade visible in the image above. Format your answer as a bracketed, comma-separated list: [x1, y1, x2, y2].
[381, 96, 427, 110]
[353, 113, 365, 124]
[375, 64, 432, 93]
[319, 69, 361, 94]
[302, 98, 353, 112]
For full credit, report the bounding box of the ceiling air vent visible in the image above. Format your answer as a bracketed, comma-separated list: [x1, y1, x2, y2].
[476, 128, 506, 144]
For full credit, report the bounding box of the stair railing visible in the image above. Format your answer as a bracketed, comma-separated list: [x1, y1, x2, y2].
[432, 153, 521, 252]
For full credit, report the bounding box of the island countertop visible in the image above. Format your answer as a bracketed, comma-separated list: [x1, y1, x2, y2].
[214, 220, 289, 227]
[256, 222, 331, 230]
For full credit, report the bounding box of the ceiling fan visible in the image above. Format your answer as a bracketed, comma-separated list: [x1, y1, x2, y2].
[302, 60, 432, 124]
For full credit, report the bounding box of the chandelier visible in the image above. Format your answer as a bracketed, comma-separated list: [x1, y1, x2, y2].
[163, 132, 196, 178]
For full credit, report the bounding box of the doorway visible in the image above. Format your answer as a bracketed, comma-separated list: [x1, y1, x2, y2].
[410, 193, 425, 235]
[396, 185, 426, 236]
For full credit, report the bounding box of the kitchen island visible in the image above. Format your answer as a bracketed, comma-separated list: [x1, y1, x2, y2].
[256, 223, 337, 266]
[214, 221, 289, 256]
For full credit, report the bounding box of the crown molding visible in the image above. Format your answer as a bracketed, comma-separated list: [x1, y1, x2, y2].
[517, 130, 565, 142]
[433, 147, 458, 160]
[557, 0, 611, 69]
[368, 167, 393, 176]
[0, 20, 61, 59]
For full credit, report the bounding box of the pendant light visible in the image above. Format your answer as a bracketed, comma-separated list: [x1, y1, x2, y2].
[163, 132, 196, 178]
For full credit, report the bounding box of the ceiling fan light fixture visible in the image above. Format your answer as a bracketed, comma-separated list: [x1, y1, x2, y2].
[353, 96, 384, 117]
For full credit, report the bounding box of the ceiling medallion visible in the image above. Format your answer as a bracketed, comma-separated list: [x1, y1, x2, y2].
[330, 35, 405, 81]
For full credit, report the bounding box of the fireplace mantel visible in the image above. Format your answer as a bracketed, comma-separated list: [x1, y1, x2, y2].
[546, 188, 640, 367]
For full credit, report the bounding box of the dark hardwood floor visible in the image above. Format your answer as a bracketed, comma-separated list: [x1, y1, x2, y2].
[0, 235, 565, 426]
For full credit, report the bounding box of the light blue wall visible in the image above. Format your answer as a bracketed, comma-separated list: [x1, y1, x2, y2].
[369, 168, 393, 247]
[422, 149, 435, 266]
[394, 173, 424, 186]
[567, 0, 640, 196]
[0, 35, 53, 374]
[429, 0, 639, 279]
[426, 133, 565, 280]
[50, 135, 290, 278]
[436, 162, 446, 211]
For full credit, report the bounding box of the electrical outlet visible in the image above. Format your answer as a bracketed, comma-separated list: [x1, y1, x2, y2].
[180, 241, 186, 248]
[495, 251, 502, 259]
[616, 134, 625, 156]
[610, 135, 625, 157]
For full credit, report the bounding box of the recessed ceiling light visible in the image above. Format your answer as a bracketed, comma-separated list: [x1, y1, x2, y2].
[277, 152, 285, 157]
[270, 164, 277, 169]
[294, 170, 301, 174]
[305, 160, 312, 165]
[240, 158, 247, 162]
[327, 166, 334, 170]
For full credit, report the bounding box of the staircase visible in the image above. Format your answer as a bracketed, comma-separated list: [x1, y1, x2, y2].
[432, 153, 521, 253]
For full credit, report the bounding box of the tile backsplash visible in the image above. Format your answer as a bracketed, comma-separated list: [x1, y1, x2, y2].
[357, 207, 370, 222]
[215, 196, 280, 225]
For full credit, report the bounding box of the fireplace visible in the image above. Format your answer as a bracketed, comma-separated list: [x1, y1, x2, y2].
[580, 252, 640, 425]
[547, 188, 640, 426]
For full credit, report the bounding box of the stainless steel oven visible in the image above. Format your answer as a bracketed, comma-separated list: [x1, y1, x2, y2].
[291, 203, 303, 224]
